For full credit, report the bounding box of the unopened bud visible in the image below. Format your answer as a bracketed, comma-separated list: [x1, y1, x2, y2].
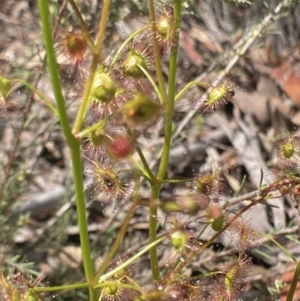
[91, 70, 118, 104]
[161, 195, 202, 214]
[171, 231, 187, 251]
[0, 75, 11, 101]
[63, 32, 87, 64]
[207, 204, 224, 231]
[107, 135, 133, 159]
[122, 50, 149, 78]
[121, 93, 161, 125]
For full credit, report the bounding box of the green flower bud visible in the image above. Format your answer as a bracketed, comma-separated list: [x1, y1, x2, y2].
[91, 70, 118, 104]
[122, 50, 149, 78]
[0, 75, 11, 101]
[202, 80, 234, 113]
[90, 127, 106, 147]
[121, 93, 161, 125]
[209, 215, 224, 232]
[24, 290, 40, 301]
[171, 231, 187, 251]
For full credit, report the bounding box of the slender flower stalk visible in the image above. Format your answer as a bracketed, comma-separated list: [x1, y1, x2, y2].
[147, 0, 182, 282]
[73, 0, 112, 135]
[37, 2, 97, 300]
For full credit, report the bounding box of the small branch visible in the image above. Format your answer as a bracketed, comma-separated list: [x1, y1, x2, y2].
[222, 190, 261, 209]
[147, 0, 167, 104]
[73, 0, 112, 135]
[93, 202, 138, 283]
[67, 0, 95, 50]
[161, 184, 276, 284]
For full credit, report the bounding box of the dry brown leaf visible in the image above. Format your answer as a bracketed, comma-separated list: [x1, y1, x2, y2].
[271, 58, 300, 108]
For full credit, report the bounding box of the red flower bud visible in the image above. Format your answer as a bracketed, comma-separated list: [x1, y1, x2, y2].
[107, 135, 133, 159]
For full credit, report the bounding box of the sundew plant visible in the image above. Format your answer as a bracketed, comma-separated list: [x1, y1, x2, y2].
[1, 0, 300, 301]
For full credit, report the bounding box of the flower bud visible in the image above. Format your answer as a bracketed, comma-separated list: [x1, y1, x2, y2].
[222, 255, 250, 300]
[104, 283, 119, 297]
[0, 75, 11, 102]
[121, 93, 161, 125]
[161, 200, 181, 213]
[24, 290, 40, 301]
[282, 140, 294, 159]
[161, 195, 202, 214]
[155, 6, 175, 51]
[207, 204, 224, 231]
[271, 133, 300, 170]
[171, 231, 187, 251]
[134, 291, 164, 301]
[90, 70, 118, 104]
[157, 16, 171, 38]
[196, 168, 222, 197]
[90, 127, 106, 147]
[63, 32, 87, 64]
[210, 215, 224, 232]
[201, 81, 234, 113]
[107, 135, 133, 159]
[122, 50, 149, 78]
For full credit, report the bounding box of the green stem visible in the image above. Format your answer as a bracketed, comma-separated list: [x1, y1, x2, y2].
[134, 144, 157, 184]
[196, 223, 209, 240]
[149, 186, 160, 281]
[287, 261, 300, 301]
[145, 0, 163, 282]
[37, 2, 96, 300]
[67, 0, 95, 50]
[95, 282, 143, 294]
[12, 79, 58, 116]
[38, 0, 74, 144]
[162, 177, 196, 184]
[76, 116, 111, 138]
[175, 81, 208, 102]
[34, 281, 143, 294]
[129, 156, 151, 180]
[264, 234, 297, 263]
[157, 0, 181, 181]
[147, 0, 182, 282]
[126, 126, 157, 184]
[147, 0, 167, 104]
[98, 236, 165, 283]
[73, 0, 111, 135]
[93, 202, 138, 283]
[71, 146, 97, 301]
[34, 282, 90, 293]
[109, 25, 149, 69]
[234, 175, 247, 197]
[167, 0, 182, 97]
[138, 64, 163, 104]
